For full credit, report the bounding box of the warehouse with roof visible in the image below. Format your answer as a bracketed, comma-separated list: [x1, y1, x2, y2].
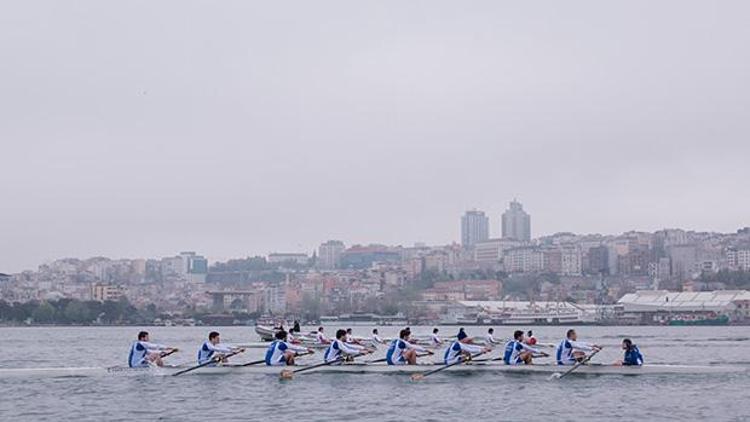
[616, 290, 750, 324]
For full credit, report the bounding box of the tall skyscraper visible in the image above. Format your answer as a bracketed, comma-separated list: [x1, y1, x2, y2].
[501, 199, 531, 241]
[318, 240, 345, 269]
[461, 209, 489, 248]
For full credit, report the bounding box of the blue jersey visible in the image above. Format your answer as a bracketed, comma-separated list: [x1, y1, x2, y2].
[323, 339, 362, 363]
[197, 341, 233, 365]
[503, 340, 540, 365]
[623, 346, 644, 366]
[385, 339, 426, 365]
[264, 340, 308, 366]
[443, 341, 484, 364]
[128, 341, 165, 368]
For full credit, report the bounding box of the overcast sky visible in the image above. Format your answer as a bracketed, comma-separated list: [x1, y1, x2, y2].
[1, 1, 749, 272]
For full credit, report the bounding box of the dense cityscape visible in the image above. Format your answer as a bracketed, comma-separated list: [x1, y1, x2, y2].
[1, 200, 749, 326]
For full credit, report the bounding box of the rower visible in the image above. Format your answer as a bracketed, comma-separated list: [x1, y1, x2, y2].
[265, 330, 314, 366]
[345, 328, 361, 345]
[370, 328, 386, 347]
[292, 320, 301, 334]
[386, 329, 433, 365]
[128, 331, 177, 368]
[525, 330, 537, 346]
[323, 329, 372, 363]
[316, 326, 331, 345]
[503, 330, 546, 365]
[431, 328, 442, 347]
[617, 338, 643, 366]
[485, 328, 500, 345]
[443, 330, 490, 364]
[198, 331, 243, 365]
[555, 329, 601, 365]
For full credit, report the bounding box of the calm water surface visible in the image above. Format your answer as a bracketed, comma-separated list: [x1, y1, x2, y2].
[1, 325, 749, 421]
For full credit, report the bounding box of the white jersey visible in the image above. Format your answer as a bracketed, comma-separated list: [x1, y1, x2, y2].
[555, 339, 594, 365]
[316, 331, 329, 344]
[431, 334, 442, 346]
[323, 339, 362, 363]
[385, 339, 427, 365]
[485, 333, 499, 345]
[369, 334, 384, 348]
[443, 341, 484, 364]
[197, 341, 234, 364]
[264, 340, 308, 366]
[128, 341, 167, 368]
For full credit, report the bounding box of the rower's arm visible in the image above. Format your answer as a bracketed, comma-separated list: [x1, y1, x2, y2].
[569, 341, 594, 352]
[405, 341, 428, 353]
[459, 343, 485, 354]
[287, 342, 309, 354]
[141, 341, 168, 351]
[338, 341, 363, 355]
[520, 343, 542, 354]
[205, 342, 234, 353]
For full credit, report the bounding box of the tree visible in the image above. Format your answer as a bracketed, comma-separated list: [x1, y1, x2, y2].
[31, 302, 56, 323]
[63, 300, 92, 324]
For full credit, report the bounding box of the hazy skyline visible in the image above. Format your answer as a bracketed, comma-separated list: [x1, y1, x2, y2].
[2, 1, 749, 272]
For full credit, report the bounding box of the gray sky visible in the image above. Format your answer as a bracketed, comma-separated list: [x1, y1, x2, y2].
[1, 1, 749, 272]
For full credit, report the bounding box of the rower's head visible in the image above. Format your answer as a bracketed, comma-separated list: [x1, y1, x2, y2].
[399, 329, 409, 340]
[335, 329, 347, 340]
[346, 328, 353, 334]
[138, 331, 149, 341]
[318, 326, 324, 332]
[275, 330, 288, 341]
[209, 331, 221, 345]
[488, 328, 494, 334]
[372, 328, 379, 335]
[514, 330, 524, 341]
[622, 338, 633, 350]
[457, 330, 469, 343]
[527, 330, 533, 337]
[433, 328, 439, 334]
[566, 329, 577, 341]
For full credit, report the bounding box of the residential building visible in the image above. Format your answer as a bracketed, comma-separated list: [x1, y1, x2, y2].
[461, 209, 490, 248]
[318, 240, 345, 269]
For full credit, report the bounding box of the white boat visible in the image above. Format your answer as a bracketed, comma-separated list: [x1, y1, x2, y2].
[0, 362, 743, 378]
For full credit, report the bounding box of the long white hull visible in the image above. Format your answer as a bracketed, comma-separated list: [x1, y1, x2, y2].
[0, 362, 744, 379]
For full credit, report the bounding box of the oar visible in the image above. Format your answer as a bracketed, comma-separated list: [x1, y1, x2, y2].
[410, 352, 486, 381]
[240, 351, 314, 367]
[549, 349, 601, 380]
[280, 352, 367, 380]
[172, 350, 244, 377]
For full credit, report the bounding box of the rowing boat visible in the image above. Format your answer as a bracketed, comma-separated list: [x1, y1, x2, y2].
[0, 362, 744, 379]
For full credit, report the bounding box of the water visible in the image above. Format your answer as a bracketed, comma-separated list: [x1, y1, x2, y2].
[1, 325, 749, 421]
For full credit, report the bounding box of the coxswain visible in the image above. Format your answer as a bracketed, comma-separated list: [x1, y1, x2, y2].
[485, 328, 500, 345]
[431, 328, 442, 347]
[128, 331, 177, 368]
[525, 330, 537, 346]
[323, 329, 372, 363]
[265, 330, 314, 366]
[443, 330, 490, 364]
[503, 330, 546, 365]
[555, 329, 601, 365]
[316, 326, 331, 345]
[616, 338, 643, 366]
[386, 329, 433, 365]
[197, 331, 243, 365]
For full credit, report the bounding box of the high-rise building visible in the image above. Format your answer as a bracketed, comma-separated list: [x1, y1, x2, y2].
[461, 209, 489, 248]
[501, 199, 531, 241]
[318, 240, 345, 269]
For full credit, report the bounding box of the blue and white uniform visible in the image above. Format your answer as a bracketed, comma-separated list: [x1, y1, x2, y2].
[623, 346, 644, 366]
[503, 340, 541, 365]
[197, 341, 234, 365]
[128, 341, 168, 368]
[385, 339, 428, 365]
[555, 339, 595, 365]
[443, 341, 484, 364]
[323, 339, 362, 363]
[264, 340, 309, 366]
